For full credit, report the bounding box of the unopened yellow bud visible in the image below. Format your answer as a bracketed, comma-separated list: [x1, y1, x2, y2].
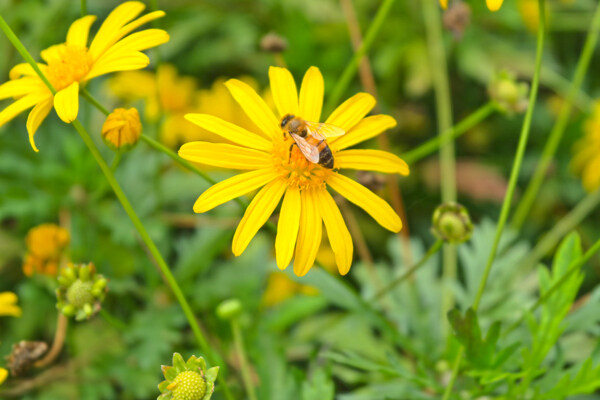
[101, 108, 142, 150]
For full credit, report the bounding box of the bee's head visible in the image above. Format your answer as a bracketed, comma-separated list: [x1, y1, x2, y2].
[280, 114, 294, 129]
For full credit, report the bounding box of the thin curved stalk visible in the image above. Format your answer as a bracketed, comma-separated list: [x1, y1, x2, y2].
[511, 1, 600, 230]
[442, 0, 546, 397]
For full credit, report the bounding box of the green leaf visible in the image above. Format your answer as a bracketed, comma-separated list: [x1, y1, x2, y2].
[540, 358, 600, 399]
[301, 368, 334, 400]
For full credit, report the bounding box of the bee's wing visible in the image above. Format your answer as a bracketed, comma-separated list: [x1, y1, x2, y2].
[305, 121, 346, 139]
[291, 134, 320, 163]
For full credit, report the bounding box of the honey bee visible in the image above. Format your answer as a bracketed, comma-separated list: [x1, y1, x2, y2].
[280, 114, 346, 169]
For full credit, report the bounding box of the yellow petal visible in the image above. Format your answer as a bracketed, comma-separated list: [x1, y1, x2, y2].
[66, 15, 97, 47]
[26, 98, 53, 152]
[40, 44, 63, 64]
[335, 149, 409, 175]
[53, 82, 79, 123]
[179, 142, 271, 170]
[0, 92, 48, 128]
[89, 1, 146, 59]
[120, 10, 165, 38]
[294, 190, 322, 277]
[86, 52, 150, 80]
[232, 179, 287, 256]
[193, 168, 279, 213]
[298, 66, 324, 122]
[0, 368, 7, 385]
[184, 114, 272, 151]
[269, 66, 298, 118]
[316, 189, 353, 275]
[330, 115, 396, 150]
[328, 173, 402, 232]
[97, 29, 169, 60]
[0, 292, 21, 317]
[9, 63, 49, 80]
[582, 156, 600, 192]
[276, 186, 301, 270]
[325, 92, 375, 132]
[486, 0, 503, 11]
[440, 0, 448, 9]
[0, 78, 48, 100]
[225, 79, 280, 139]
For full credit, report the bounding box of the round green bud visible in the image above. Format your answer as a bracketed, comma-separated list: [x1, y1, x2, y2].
[432, 202, 473, 244]
[66, 280, 94, 308]
[171, 370, 206, 400]
[216, 299, 242, 321]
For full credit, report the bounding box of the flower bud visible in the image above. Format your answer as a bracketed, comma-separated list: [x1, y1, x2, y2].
[432, 202, 473, 244]
[101, 107, 142, 150]
[23, 223, 70, 277]
[216, 299, 242, 321]
[260, 32, 288, 53]
[158, 353, 218, 400]
[488, 71, 529, 114]
[56, 262, 108, 321]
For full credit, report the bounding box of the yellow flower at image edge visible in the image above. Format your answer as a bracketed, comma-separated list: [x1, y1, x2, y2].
[0, 1, 169, 152]
[440, 0, 503, 11]
[0, 367, 7, 385]
[572, 101, 600, 192]
[0, 291, 22, 317]
[102, 107, 142, 149]
[179, 66, 409, 276]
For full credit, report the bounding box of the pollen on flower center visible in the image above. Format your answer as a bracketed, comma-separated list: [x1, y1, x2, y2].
[46, 44, 92, 91]
[272, 135, 331, 190]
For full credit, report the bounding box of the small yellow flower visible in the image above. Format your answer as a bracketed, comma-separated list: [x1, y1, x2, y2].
[22, 223, 69, 277]
[262, 272, 318, 307]
[0, 367, 7, 385]
[0, 1, 169, 152]
[179, 66, 409, 276]
[0, 292, 22, 317]
[102, 107, 142, 149]
[440, 0, 503, 11]
[572, 101, 600, 192]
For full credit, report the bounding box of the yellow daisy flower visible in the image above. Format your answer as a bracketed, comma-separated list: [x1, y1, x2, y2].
[440, 0, 503, 11]
[179, 66, 409, 276]
[0, 291, 21, 317]
[0, 1, 169, 152]
[22, 223, 70, 276]
[572, 101, 600, 192]
[0, 367, 7, 385]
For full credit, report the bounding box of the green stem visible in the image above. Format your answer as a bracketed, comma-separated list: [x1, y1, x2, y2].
[81, 88, 110, 115]
[402, 102, 496, 164]
[0, 18, 234, 400]
[371, 240, 443, 301]
[504, 236, 600, 337]
[325, 0, 396, 113]
[510, 1, 600, 230]
[422, 0, 457, 336]
[231, 319, 258, 400]
[521, 188, 600, 270]
[99, 308, 127, 331]
[81, 0, 87, 16]
[0, 16, 55, 94]
[110, 151, 122, 172]
[442, 0, 546, 397]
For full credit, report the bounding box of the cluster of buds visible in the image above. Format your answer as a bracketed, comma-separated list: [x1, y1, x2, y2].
[101, 107, 142, 150]
[488, 71, 529, 114]
[158, 353, 219, 400]
[432, 202, 474, 244]
[56, 262, 107, 321]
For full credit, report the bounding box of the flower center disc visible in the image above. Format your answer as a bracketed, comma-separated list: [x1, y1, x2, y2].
[272, 135, 331, 190]
[46, 45, 92, 91]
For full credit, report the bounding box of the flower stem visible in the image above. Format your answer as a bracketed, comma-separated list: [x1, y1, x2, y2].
[325, 0, 396, 113]
[402, 102, 496, 165]
[34, 314, 68, 368]
[521, 187, 600, 271]
[231, 319, 258, 400]
[510, 0, 600, 230]
[371, 239, 443, 301]
[442, 0, 546, 397]
[422, 0, 457, 339]
[504, 235, 600, 337]
[80, 0, 87, 16]
[81, 88, 110, 115]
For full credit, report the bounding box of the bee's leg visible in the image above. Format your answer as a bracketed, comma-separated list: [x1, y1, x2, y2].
[288, 142, 297, 161]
